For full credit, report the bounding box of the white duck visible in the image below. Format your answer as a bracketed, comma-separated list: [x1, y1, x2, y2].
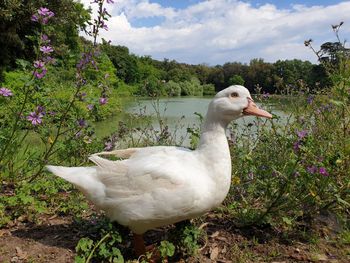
[47, 85, 272, 256]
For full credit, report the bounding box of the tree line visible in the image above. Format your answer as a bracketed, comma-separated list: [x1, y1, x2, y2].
[1, 0, 344, 97]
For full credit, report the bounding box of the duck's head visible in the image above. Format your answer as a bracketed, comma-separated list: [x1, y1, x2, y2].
[207, 85, 272, 124]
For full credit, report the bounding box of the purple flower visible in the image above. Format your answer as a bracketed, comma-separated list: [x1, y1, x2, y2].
[99, 97, 108, 105]
[36, 105, 45, 114]
[40, 46, 54, 54]
[293, 171, 300, 177]
[41, 34, 50, 43]
[297, 130, 308, 139]
[38, 7, 54, 17]
[34, 60, 45, 69]
[87, 104, 94, 111]
[104, 141, 114, 151]
[34, 68, 47, 79]
[27, 111, 44, 126]
[75, 131, 82, 138]
[307, 95, 314, 104]
[293, 141, 301, 152]
[247, 172, 254, 180]
[32, 7, 54, 25]
[31, 14, 39, 22]
[42, 17, 49, 25]
[77, 92, 87, 101]
[307, 166, 318, 174]
[77, 119, 86, 127]
[262, 92, 270, 99]
[0, 87, 13, 97]
[319, 167, 329, 176]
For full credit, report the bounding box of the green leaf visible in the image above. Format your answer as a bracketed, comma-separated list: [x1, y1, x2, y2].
[74, 255, 86, 263]
[98, 243, 111, 258]
[111, 248, 124, 263]
[329, 99, 344, 106]
[159, 241, 175, 258]
[76, 238, 94, 254]
[282, 216, 293, 225]
[335, 194, 350, 207]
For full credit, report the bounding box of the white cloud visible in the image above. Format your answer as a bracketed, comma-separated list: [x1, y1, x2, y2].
[79, 0, 350, 65]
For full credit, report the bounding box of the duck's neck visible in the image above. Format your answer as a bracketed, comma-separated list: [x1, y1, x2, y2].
[196, 113, 232, 200]
[197, 114, 230, 152]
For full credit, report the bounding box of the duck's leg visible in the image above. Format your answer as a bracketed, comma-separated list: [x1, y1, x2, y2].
[133, 233, 146, 257]
[133, 233, 161, 262]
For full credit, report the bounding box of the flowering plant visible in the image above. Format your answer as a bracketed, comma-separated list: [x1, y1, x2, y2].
[0, 0, 116, 225]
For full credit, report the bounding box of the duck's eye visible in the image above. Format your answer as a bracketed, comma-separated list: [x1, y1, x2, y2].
[230, 92, 239, 98]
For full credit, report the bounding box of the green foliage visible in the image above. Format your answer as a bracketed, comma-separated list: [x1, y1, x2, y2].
[0, 0, 90, 79]
[202, 83, 216, 95]
[164, 80, 181, 96]
[180, 77, 203, 96]
[224, 61, 350, 229]
[178, 224, 203, 256]
[75, 219, 123, 263]
[158, 240, 176, 259]
[229, 74, 245, 86]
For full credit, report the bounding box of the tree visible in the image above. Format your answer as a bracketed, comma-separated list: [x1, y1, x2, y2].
[102, 44, 140, 84]
[245, 59, 274, 93]
[228, 74, 245, 86]
[0, 0, 90, 79]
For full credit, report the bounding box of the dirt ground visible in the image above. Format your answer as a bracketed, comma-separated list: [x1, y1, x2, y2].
[0, 212, 349, 263]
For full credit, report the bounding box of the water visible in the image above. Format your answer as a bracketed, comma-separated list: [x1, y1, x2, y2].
[96, 96, 290, 146]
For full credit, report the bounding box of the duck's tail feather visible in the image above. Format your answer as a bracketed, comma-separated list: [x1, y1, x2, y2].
[46, 165, 105, 199]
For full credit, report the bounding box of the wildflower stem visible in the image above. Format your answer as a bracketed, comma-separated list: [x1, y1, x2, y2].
[86, 233, 110, 263]
[0, 78, 34, 162]
[28, 87, 82, 182]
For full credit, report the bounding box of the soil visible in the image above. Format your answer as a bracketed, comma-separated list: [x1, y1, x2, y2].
[0, 211, 349, 263]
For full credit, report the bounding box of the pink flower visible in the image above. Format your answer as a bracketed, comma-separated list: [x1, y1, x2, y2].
[34, 60, 45, 69]
[31, 7, 54, 24]
[40, 46, 54, 54]
[31, 14, 39, 22]
[297, 130, 308, 139]
[0, 87, 13, 97]
[38, 7, 54, 17]
[41, 34, 50, 43]
[307, 166, 318, 174]
[319, 167, 329, 176]
[99, 97, 108, 105]
[27, 111, 44, 126]
[34, 68, 47, 79]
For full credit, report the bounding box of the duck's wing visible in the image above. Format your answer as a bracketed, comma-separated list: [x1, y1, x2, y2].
[92, 145, 190, 159]
[89, 147, 205, 223]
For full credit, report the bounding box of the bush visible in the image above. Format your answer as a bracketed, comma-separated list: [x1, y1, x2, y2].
[224, 62, 350, 229]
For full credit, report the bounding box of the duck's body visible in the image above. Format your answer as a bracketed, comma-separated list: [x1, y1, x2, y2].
[48, 117, 232, 234]
[47, 85, 271, 254]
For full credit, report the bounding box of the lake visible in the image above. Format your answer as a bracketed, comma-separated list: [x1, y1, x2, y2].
[96, 96, 289, 146]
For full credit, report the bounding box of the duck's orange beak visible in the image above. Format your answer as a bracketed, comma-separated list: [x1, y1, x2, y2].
[243, 98, 272, 118]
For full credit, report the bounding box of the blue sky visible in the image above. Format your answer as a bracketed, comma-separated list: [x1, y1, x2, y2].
[150, 0, 344, 9]
[82, 0, 350, 65]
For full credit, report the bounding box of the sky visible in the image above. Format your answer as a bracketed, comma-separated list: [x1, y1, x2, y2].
[80, 0, 350, 65]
